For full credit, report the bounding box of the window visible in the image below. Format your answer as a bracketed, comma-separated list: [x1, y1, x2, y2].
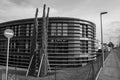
[30, 24, 34, 36]
[51, 23, 56, 27]
[51, 26, 56, 30]
[63, 23, 68, 27]
[58, 26, 62, 30]
[26, 24, 30, 36]
[63, 26, 68, 36]
[58, 23, 62, 27]
[18, 25, 21, 36]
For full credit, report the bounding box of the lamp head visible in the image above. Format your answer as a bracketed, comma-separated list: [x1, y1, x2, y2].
[100, 12, 108, 15]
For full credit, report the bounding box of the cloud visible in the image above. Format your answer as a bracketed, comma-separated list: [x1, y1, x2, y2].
[1, 0, 120, 46]
[106, 21, 120, 36]
[102, 21, 120, 45]
[0, 4, 36, 22]
[8, 0, 30, 6]
[0, 0, 58, 22]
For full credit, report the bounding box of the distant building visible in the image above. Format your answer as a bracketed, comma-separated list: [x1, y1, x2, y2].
[0, 17, 96, 70]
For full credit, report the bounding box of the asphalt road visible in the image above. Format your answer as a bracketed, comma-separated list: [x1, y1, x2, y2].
[98, 49, 120, 80]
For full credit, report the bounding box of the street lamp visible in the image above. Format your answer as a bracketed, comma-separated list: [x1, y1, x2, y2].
[100, 12, 108, 67]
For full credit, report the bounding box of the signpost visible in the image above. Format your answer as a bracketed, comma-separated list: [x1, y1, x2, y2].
[4, 29, 14, 80]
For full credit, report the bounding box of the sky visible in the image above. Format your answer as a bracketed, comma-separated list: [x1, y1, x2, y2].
[0, 0, 120, 45]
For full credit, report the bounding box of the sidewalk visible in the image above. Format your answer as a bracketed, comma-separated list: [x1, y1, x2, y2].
[98, 49, 120, 80]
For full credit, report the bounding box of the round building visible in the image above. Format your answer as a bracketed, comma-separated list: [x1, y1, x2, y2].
[0, 17, 96, 70]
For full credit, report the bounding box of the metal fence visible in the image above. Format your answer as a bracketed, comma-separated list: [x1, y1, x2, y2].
[0, 52, 109, 80]
[50, 52, 109, 80]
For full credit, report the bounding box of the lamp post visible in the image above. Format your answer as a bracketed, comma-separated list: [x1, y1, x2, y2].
[4, 29, 14, 80]
[100, 12, 108, 67]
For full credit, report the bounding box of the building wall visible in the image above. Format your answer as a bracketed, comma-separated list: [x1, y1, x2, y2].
[0, 17, 96, 69]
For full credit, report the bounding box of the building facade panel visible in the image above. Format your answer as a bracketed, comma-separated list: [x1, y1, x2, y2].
[0, 17, 96, 70]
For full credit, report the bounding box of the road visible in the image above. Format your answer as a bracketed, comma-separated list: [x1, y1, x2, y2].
[98, 48, 120, 80]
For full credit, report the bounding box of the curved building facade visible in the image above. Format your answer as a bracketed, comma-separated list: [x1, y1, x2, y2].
[0, 17, 96, 70]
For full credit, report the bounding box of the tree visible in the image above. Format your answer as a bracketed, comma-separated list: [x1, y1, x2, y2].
[108, 42, 114, 48]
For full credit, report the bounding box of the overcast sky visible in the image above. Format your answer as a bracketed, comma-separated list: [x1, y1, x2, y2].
[0, 0, 120, 45]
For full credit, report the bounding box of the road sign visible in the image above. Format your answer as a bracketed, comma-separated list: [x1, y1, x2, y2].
[4, 29, 14, 38]
[4, 29, 14, 80]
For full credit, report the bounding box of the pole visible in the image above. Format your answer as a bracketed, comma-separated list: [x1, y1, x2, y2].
[100, 14, 104, 67]
[15, 56, 17, 80]
[55, 66, 56, 80]
[92, 61, 95, 80]
[4, 29, 14, 80]
[100, 12, 108, 67]
[6, 38, 10, 80]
